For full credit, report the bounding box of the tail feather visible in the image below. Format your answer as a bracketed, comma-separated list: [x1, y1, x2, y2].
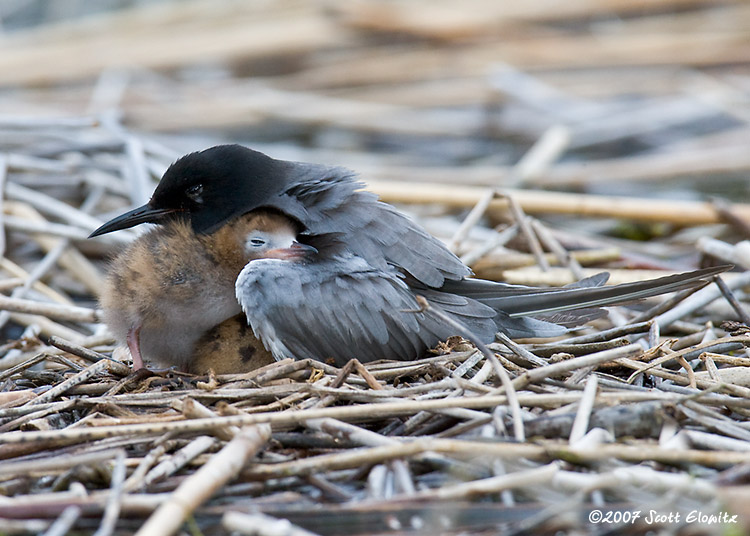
[494, 265, 728, 318]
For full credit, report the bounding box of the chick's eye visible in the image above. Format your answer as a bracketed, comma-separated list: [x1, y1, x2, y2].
[185, 184, 203, 202]
[249, 238, 266, 247]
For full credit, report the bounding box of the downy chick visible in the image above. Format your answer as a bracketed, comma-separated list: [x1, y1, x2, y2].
[190, 314, 275, 375]
[100, 210, 299, 370]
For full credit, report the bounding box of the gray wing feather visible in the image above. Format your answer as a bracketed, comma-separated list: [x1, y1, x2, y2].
[498, 266, 724, 317]
[440, 266, 724, 319]
[236, 256, 573, 365]
[236, 257, 444, 365]
[273, 168, 470, 288]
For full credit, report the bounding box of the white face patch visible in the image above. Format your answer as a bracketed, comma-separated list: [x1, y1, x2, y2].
[243, 229, 295, 257]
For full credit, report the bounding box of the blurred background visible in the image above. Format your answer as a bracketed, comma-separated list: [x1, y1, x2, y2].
[0, 0, 748, 191]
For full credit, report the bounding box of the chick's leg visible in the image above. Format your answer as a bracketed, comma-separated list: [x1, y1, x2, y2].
[126, 325, 145, 370]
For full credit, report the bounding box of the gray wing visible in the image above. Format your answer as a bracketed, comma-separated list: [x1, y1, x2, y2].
[441, 266, 725, 317]
[270, 165, 470, 288]
[236, 256, 494, 366]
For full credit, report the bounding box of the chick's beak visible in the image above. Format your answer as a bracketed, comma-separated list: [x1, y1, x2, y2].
[266, 241, 318, 260]
[88, 204, 181, 238]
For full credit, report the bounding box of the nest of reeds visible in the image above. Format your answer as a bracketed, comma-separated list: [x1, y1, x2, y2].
[2, 1, 750, 534]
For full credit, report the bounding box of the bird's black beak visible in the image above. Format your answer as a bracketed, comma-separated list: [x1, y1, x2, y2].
[88, 204, 181, 238]
[266, 241, 318, 261]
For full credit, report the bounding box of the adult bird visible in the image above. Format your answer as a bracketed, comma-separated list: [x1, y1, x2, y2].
[90, 145, 727, 364]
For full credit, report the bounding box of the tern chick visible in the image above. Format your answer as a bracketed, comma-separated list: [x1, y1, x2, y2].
[100, 210, 297, 370]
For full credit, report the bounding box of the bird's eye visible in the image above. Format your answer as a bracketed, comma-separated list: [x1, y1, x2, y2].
[249, 238, 266, 247]
[185, 183, 203, 202]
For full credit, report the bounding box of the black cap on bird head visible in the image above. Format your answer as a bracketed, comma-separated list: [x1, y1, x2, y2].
[89, 145, 289, 238]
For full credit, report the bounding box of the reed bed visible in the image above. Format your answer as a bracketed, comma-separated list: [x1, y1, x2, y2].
[1, 0, 750, 534]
